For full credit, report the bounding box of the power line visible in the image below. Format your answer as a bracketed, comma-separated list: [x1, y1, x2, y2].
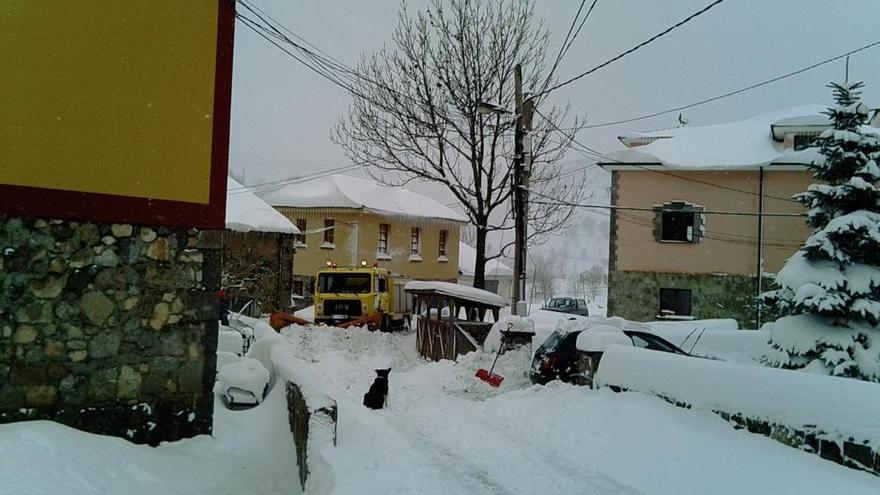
[538, 0, 728, 97]
[584, 38, 880, 128]
[531, 198, 805, 218]
[541, 0, 600, 93]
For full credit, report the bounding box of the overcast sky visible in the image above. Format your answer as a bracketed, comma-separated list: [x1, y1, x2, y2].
[229, 0, 880, 266]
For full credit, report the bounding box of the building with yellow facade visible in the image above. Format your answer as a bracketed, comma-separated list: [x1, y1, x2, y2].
[258, 175, 467, 296]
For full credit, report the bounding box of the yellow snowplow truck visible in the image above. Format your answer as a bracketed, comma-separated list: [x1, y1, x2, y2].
[313, 265, 411, 330]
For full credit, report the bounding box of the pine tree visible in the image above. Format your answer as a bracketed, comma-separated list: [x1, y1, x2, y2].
[763, 81, 880, 381]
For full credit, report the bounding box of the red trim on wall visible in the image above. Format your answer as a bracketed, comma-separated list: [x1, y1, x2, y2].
[0, 1, 235, 229]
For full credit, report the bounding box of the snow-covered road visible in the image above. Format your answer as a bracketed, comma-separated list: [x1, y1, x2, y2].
[282, 325, 880, 495]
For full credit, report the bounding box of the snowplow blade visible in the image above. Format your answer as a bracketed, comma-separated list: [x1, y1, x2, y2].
[475, 368, 504, 387]
[339, 313, 382, 329]
[269, 311, 313, 331]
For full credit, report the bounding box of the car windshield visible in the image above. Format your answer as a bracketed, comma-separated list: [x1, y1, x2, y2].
[628, 332, 686, 354]
[317, 273, 372, 294]
[538, 330, 565, 350]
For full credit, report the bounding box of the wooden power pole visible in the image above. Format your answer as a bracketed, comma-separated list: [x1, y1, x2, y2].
[511, 64, 533, 315]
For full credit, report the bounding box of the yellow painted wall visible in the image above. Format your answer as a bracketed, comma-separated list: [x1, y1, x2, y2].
[277, 208, 461, 281]
[613, 170, 813, 275]
[0, 2, 219, 203]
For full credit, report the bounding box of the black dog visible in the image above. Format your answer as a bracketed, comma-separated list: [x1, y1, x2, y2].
[363, 368, 391, 410]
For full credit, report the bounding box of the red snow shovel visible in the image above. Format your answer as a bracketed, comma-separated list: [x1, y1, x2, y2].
[476, 325, 509, 387]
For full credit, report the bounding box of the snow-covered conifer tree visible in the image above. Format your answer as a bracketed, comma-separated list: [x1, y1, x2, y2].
[763, 81, 880, 381]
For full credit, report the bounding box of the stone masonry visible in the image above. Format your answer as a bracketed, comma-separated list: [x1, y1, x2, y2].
[0, 216, 221, 445]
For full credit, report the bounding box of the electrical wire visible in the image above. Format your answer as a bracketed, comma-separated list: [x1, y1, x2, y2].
[584, 39, 880, 128]
[537, 0, 728, 97]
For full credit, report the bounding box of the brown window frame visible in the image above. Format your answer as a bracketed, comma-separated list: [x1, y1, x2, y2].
[438, 229, 448, 257]
[294, 219, 306, 245]
[378, 223, 389, 254]
[410, 227, 421, 255]
[323, 219, 335, 245]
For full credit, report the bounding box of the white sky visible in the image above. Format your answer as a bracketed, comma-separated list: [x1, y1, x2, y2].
[229, 0, 880, 267]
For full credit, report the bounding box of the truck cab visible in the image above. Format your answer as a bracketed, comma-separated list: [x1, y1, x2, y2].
[313, 266, 408, 329]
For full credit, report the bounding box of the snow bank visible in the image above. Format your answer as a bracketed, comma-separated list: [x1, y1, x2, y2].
[595, 345, 880, 449]
[226, 177, 300, 234]
[405, 280, 506, 307]
[484, 315, 535, 353]
[218, 329, 244, 354]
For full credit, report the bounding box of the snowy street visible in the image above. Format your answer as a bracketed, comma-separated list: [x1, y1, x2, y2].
[278, 326, 880, 495]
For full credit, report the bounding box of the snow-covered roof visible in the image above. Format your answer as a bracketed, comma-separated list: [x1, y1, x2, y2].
[226, 177, 300, 234]
[457, 242, 513, 279]
[603, 105, 829, 170]
[257, 174, 467, 223]
[404, 280, 507, 307]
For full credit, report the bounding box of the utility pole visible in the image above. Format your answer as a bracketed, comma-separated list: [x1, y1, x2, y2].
[511, 64, 534, 315]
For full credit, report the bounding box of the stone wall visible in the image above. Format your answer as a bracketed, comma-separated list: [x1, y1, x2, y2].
[286, 381, 338, 491]
[222, 230, 295, 313]
[0, 215, 221, 445]
[607, 270, 772, 328]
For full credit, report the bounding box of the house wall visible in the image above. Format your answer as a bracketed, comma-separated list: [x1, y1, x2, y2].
[276, 208, 461, 283]
[608, 169, 813, 327]
[458, 274, 513, 302]
[612, 169, 812, 275]
[222, 230, 295, 312]
[0, 216, 220, 445]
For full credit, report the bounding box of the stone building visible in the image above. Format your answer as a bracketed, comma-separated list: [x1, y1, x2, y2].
[598, 106, 874, 328]
[258, 175, 467, 294]
[223, 177, 299, 313]
[0, 218, 222, 444]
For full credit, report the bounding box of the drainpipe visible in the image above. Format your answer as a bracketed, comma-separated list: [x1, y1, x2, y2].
[756, 166, 765, 328]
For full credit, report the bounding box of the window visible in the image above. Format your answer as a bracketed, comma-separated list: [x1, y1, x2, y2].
[378, 223, 389, 254]
[410, 227, 420, 255]
[658, 288, 692, 317]
[317, 273, 371, 294]
[654, 201, 703, 243]
[660, 211, 696, 242]
[376, 275, 387, 293]
[438, 230, 448, 257]
[294, 219, 306, 246]
[323, 219, 334, 246]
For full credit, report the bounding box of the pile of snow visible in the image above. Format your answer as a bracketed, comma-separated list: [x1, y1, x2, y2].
[596, 345, 880, 448]
[257, 174, 467, 223]
[405, 280, 506, 307]
[484, 315, 536, 353]
[576, 326, 633, 352]
[217, 358, 270, 405]
[226, 177, 300, 234]
[0, 388, 302, 495]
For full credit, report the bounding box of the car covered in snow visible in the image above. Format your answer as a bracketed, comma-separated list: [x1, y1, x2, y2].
[542, 297, 589, 317]
[529, 323, 687, 385]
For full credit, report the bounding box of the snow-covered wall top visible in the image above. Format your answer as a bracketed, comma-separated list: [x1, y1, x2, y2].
[405, 280, 506, 307]
[595, 345, 880, 446]
[604, 105, 829, 170]
[257, 174, 467, 223]
[457, 242, 513, 278]
[226, 177, 300, 234]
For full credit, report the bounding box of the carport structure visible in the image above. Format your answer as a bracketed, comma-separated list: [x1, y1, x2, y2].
[405, 281, 506, 361]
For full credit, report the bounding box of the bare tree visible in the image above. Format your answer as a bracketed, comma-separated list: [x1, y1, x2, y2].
[334, 0, 587, 288]
[579, 265, 607, 302]
[529, 254, 558, 304]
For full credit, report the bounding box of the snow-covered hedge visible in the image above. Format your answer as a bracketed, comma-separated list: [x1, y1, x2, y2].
[595, 345, 880, 472]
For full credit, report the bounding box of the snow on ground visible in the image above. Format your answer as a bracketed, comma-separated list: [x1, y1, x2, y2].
[279, 325, 880, 495]
[0, 386, 301, 495]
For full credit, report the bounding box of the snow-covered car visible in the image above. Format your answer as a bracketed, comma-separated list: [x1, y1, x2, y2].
[529, 327, 686, 385]
[217, 358, 270, 407]
[542, 297, 589, 317]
